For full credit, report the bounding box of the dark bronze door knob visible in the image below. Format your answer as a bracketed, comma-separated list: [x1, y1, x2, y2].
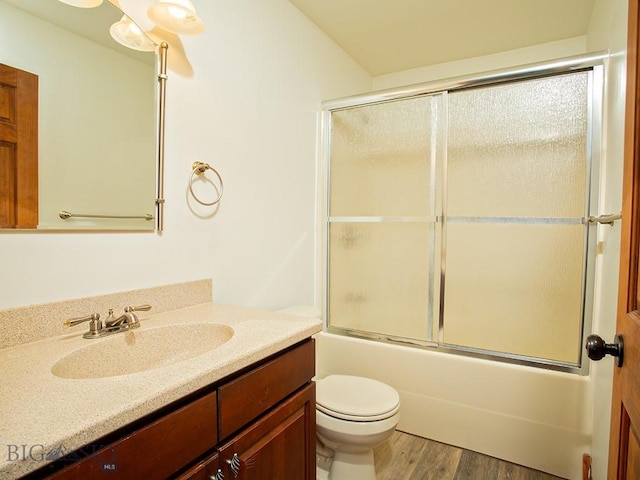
[586, 334, 623, 367]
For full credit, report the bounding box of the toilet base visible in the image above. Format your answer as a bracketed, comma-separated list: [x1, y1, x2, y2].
[329, 448, 377, 480]
[314, 374, 400, 480]
[316, 441, 334, 480]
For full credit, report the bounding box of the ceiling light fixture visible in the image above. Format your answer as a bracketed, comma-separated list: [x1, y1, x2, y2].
[147, 0, 204, 35]
[60, 0, 205, 53]
[109, 15, 156, 52]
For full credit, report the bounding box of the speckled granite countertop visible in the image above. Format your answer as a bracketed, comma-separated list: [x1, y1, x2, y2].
[0, 303, 322, 479]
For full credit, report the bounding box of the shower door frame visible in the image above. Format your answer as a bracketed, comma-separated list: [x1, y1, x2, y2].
[320, 52, 607, 374]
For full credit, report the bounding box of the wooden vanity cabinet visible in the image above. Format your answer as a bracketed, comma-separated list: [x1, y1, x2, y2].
[180, 384, 315, 480]
[34, 339, 315, 480]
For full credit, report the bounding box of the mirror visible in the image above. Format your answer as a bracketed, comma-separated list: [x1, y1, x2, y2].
[0, 0, 158, 231]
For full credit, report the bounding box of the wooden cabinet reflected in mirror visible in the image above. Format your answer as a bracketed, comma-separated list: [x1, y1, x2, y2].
[0, 0, 158, 231]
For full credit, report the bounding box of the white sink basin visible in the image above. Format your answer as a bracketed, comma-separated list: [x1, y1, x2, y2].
[51, 323, 234, 379]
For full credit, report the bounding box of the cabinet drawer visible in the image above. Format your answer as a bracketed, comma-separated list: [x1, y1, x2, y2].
[48, 391, 218, 480]
[218, 339, 315, 440]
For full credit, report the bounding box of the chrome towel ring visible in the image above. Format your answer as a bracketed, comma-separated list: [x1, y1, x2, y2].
[189, 161, 224, 206]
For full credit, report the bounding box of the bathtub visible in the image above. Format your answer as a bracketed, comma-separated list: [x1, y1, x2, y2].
[315, 331, 591, 480]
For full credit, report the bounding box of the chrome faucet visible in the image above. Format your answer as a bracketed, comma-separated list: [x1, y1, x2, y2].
[105, 305, 151, 328]
[64, 305, 152, 339]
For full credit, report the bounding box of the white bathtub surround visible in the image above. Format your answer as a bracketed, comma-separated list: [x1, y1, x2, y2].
[316, 332, 589, 480]
[0, 301, 322, 479]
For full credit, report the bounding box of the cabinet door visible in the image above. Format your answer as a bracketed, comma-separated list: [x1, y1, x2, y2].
[218, 383, 315, 480]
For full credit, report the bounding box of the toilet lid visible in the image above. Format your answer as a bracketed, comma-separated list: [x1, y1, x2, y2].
[316, 375, 400, 421]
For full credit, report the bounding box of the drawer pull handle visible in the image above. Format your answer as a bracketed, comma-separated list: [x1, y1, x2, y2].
[210, 469, 224, 480]
[226, 453, 241, 478]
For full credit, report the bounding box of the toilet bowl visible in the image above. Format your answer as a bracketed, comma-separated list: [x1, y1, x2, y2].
[274, 307, 400, 479]
[315, 374, 400, 480]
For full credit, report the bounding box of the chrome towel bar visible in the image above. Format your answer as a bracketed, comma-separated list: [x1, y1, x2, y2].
[59, 211, 154, 221]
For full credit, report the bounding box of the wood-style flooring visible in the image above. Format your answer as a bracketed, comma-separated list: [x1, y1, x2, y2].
[373, 431, 567, 480]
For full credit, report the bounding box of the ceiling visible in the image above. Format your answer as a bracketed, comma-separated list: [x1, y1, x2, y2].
[288, 0, 597, 76]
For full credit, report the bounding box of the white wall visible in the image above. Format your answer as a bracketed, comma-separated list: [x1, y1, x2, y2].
[0, 0, 370, 310]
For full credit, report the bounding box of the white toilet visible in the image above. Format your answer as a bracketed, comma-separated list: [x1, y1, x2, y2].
[275, 306, 400, 479]
[315, 374, 400, 480]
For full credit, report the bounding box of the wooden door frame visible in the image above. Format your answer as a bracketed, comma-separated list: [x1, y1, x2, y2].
[608, 0, 640, 477]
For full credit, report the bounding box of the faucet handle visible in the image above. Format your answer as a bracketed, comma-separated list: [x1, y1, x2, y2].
[64, 313, 103, 338]
[124, 304, 152, 313]
[64, 313, 100, 327]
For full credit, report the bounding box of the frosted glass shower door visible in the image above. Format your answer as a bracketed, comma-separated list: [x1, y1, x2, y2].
[327, 96, 441, 342]
[324, 64, 599, 368]
[443, 72, 591, 364]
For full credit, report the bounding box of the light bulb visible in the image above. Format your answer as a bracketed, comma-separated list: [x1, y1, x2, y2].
[147, 0, 204, 35]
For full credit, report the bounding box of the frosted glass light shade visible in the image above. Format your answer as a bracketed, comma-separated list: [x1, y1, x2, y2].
[147, 0, 204, 35]
[110, 16, 156, 52]
[58, 0, 103, 7]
